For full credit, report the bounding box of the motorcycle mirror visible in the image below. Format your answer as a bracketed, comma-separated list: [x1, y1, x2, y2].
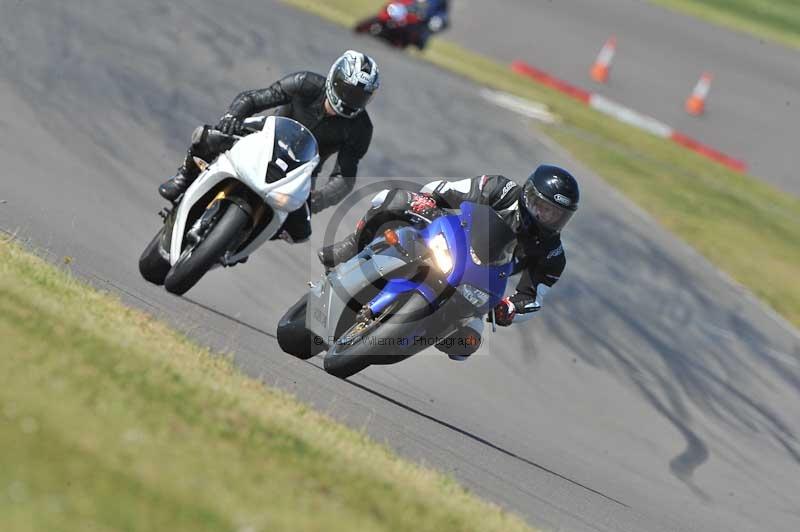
[192, 157, 210, 171]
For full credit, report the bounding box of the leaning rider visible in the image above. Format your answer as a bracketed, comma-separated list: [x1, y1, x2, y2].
[158, 50, 380, 243]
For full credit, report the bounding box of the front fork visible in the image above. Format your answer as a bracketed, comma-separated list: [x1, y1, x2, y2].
[161, 182, 267, 256]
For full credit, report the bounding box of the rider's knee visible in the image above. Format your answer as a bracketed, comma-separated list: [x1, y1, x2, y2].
[280, 206, 312, 243]
[435, 322, 482, 359]
[288, 225, 312, 243]
[280, 232, 309, 244]
[369, 188, 413, 212]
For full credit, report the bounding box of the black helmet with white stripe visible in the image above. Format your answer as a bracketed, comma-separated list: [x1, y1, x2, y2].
[520, 165, 579, 235]
[326, 50, 380, 118]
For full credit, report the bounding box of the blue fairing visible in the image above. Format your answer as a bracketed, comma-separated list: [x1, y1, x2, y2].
[367, 202, 515, 316]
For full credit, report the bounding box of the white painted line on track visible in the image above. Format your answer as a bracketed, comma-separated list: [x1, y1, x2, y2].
[589, 94, 673, 139]
[480, 89, 560, 124]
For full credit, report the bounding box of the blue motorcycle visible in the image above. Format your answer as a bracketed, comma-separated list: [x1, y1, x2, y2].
[277, 202, 517, 379]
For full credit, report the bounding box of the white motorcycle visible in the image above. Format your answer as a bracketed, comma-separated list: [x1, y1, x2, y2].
[139, 116, 319, 295]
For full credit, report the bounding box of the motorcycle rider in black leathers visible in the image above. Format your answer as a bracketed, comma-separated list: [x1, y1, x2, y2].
[158, 50, 380, 243]
[318, 165, 580, 359]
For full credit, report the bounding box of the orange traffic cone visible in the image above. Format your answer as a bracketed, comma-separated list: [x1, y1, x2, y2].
[685, 72, 713, 116]
[590, 36, 617, 84]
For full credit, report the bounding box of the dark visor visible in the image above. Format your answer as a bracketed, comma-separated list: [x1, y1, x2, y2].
[332, 78, 375, 110]
[522, 182, 574, 233]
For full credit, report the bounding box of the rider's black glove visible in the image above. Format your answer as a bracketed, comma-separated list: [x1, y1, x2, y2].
[216, 113, 243, 136]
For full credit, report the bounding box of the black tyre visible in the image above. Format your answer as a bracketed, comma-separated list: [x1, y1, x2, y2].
[139, 227, 170, 285]
[164, 203, 250, 295]
[323, 293, 431, 379]
[277, 294, 325, 360]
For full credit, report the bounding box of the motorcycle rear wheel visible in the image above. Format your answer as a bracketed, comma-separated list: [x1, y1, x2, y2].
[138, 227, 170, 285]
[277, 294, 326, 360]
[164, 203, 250, 295]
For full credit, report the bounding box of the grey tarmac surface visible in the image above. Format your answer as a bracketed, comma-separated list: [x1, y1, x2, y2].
[1, 1, 799, 531]
[447, 0, 800, 195]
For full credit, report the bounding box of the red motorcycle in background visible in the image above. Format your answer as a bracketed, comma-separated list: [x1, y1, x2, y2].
[354, 1, 428, 49]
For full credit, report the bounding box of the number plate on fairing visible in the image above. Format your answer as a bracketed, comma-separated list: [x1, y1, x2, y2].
[306, 279, 331, 339]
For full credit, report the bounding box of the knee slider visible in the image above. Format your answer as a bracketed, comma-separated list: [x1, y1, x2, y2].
[435, 328, 482, 357]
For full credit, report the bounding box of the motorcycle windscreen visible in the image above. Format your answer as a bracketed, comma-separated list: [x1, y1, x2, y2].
[463, 203, 517, 266]
[271, 117, 319, 175]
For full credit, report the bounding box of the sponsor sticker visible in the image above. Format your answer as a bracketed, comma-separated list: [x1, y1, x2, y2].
[547, 245, 564, 259]
[500, 181, 516, 199]
[554, 194, 571, 207]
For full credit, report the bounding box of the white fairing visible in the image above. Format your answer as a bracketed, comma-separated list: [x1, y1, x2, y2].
[169, 116, 319, 265]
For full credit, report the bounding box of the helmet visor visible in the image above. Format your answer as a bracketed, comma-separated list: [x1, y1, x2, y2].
[332, 76, 375, 112]
[522, 181, 575, 233]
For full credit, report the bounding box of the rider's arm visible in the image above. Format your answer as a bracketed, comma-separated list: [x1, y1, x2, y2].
[509, 243, 565, 323]
[226, 72, 315, 119]
[309, 114, 374, 213]
[422, 175, 518, 213]
[421, 178, 469, 207]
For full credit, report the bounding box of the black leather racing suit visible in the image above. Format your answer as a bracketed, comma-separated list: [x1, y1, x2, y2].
[352, 175, 566, 357]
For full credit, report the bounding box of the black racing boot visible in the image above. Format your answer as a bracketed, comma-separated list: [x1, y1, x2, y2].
[317, 233, 359, 269]
[159, 153, 200, 202]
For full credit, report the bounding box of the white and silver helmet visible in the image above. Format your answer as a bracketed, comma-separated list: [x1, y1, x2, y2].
[326, 50, 380, 118]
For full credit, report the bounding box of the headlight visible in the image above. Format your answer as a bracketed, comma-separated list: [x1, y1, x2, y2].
[428, 233, 453, 274]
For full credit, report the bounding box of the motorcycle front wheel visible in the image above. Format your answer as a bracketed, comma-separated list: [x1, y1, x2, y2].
[323, 293, 431, 379]
[164, 203, 250, 295]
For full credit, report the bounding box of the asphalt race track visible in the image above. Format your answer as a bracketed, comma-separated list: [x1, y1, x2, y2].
[2, 1, 800, 531]
[449, 0, 800, 195]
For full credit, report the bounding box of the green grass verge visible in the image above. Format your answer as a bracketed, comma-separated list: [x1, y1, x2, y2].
[650, 0, 800, 50]
[0, 238, 535, 532]
[284, 0, 800, 328]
